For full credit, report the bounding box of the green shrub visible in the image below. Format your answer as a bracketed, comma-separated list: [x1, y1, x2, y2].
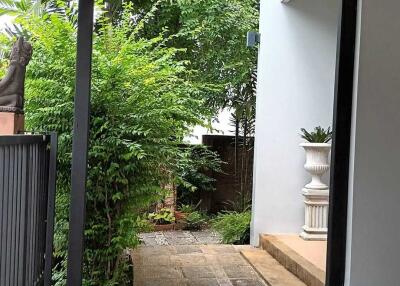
[176, 145, 223, 206]
[135, 215, 155, 233]
[3, 10, 213, 285]
[212, 211, 251, 244]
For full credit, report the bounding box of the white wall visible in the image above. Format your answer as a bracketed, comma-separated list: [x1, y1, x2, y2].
[0, 16, 12, 29]
[346, 0, 400, 285]
[185, 109, 234, 144]
[251, 0, 339, 245]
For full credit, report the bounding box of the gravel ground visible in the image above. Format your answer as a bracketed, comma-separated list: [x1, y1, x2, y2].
[138, 230, 223, 246]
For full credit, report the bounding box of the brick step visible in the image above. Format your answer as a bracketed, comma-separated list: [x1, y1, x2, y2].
[241, 248, 306, 286]
[259, 235, 325, 286]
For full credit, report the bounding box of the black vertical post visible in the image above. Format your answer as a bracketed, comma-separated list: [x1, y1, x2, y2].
[44, 133, 58, 286]
[66, 0, 94, 285]
[326, 0, 358, 285]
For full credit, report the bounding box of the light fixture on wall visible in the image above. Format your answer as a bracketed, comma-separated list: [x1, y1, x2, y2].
[247, 31, 261, 48]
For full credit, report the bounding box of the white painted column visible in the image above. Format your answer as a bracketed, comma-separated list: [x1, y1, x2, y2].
[301, 189, 329, 240]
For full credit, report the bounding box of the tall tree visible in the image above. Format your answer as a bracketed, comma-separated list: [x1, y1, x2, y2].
[98, 0, 259, 110]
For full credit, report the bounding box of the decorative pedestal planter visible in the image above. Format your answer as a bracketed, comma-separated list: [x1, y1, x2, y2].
[300, 143, 331, 241]
[300, 188, 329, 240]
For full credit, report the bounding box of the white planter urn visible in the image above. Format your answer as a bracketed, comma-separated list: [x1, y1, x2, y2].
[299, 143, 331, 241]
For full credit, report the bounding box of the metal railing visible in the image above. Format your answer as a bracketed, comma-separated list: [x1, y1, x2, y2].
[0, 134, 57, 286]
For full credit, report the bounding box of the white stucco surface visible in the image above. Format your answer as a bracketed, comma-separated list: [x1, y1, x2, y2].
[0, 16, 12, 29]
[345, 0, 400, 285]
[251, 0, 339, 245]
[185, 109, 234, 144]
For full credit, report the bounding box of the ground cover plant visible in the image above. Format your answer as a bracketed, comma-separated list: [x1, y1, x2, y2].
[211, 211, 252, 244]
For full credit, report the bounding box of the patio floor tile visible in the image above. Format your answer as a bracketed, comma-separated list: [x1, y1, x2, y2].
[132, 244, 268, 286]
[187, 278, 220, 286]
[182, 266, 216, 279]
[223, 265, 259, 279]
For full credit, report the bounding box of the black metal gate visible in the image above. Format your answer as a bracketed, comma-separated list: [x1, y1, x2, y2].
[0, 134, 57, 286]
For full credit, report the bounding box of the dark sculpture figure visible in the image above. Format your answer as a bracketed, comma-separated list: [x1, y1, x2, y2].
[0, 38, 33, 114]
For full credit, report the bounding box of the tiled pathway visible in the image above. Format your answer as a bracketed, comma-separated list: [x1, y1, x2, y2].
[131, 244, 268, 286]
[131, 231, 268, 286]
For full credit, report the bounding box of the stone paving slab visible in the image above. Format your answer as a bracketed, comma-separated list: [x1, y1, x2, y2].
[131, 245, 268, 286]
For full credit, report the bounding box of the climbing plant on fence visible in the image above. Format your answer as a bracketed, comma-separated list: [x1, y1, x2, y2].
[0, 10, 214, 285]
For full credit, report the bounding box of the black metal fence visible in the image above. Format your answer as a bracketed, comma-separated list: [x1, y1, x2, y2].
[0, 134, 57, 286]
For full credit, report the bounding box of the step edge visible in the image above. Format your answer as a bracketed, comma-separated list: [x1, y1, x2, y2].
[260, 234, 325, 286]
[240, 249, 306, 286]
[240, 250, 272, 286]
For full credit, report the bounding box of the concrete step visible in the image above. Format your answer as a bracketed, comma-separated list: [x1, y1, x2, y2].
[241, 248, 306, 286]
[259, 235, 325, 286]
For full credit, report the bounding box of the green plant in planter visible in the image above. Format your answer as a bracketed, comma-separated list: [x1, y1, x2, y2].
[300, 126, 332, 143]
[185, 211, 207, 230]
[148, 208, 175, 225]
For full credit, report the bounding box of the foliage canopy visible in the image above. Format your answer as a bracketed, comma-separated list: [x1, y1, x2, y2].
[0, 0, 260, 284]
[0, 10, 215, 284]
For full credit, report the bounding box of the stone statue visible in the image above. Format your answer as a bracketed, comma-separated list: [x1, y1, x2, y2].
[0, 38, 33, 114]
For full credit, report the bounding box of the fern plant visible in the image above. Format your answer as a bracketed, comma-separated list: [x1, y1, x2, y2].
[300, 126, 332, 143]
[211, 211, 251, 244]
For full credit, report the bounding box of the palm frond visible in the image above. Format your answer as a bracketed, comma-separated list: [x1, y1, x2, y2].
[0, 0, 17, 9]
[0, 0, 18, 16]
[4, 23, 29, 39]
[300, 126, 332, 143]
[0, 9, 17, 16]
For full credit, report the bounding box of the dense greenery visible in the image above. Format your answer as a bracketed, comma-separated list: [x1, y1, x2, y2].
[175, 0, 259, 209]
[176, 145, 223, 206]
[212, 211, 251, 244]
[105, 0, 259, 217]
[101, 0, 259, 109]
[0, 9, 215, 285]
[0, 0, 259, 284]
